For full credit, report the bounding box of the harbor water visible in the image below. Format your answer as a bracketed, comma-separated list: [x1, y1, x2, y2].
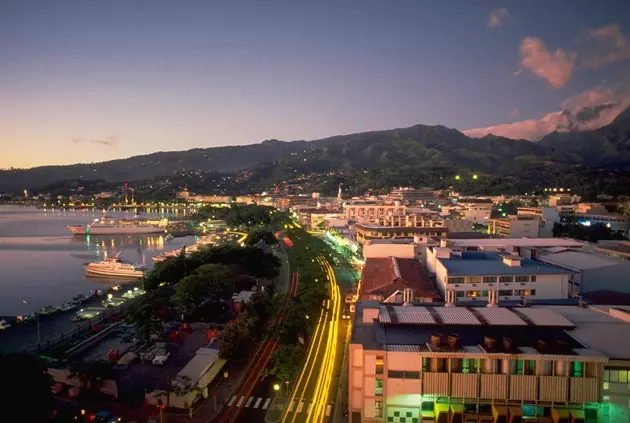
[0, 205, 193, 317]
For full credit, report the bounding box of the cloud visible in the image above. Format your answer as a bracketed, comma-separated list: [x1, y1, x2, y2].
[71, 135, 120, 146]
[463, 84, 630, 140]
[508, 108, 520, 119]
[518, 37, 577, 89]
[581, 23, 630, 68]
[486, 8, 510, 29]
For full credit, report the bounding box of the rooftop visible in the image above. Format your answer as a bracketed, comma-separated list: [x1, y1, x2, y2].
[595, 242, 630, 256]
[538, 250, 628, 270]
[360, 257, 441, 300]
[446, 238, 583, 248]
[438, 252, 572, 276]
[352, 301, 630, 359]
[357, 224, 448, 234]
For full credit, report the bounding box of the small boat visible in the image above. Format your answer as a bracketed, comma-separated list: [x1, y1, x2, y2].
[85, 256, 145, 279]
[61, 302, 78, 312]
[16, 313, 38, 323]
[71, 294, 89, 305]
[40, 305, 59, 315]
[0, 320, 12, 330]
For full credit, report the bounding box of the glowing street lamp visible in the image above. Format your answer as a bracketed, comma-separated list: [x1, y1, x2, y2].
[455, 175, 461, 180]
[273, 384, 280, 392]
[472, 174, 478, 180]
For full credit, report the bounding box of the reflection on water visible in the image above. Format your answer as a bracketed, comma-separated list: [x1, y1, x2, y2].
[0, 206, 193, 316]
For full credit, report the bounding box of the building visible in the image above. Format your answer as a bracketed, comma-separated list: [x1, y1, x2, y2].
[538, 249, 630, 294]
[457, 199, 493, 224]
[517, 206, 560, 237]
[573, 212, 630, 236]
[356, 224, 447, 245]
[595, 241, 630, 261]
[389, 187, 436, 203]
[363, 239, 422, 261]
[434, 251, 571, 302]
[294, 207, 339, 229]
[489, 215, 541, 238]
[274, 195, 316, 210]
[548, 193, 581, 206]
[349, 299, 628, 423]
[359, 257, 441, 303]
[428, 237, 584, 258]
[344, 202, 407, 223]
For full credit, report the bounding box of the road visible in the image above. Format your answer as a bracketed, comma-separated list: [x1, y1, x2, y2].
[267, 256, 342, 423]
[213, 271, 299, 423]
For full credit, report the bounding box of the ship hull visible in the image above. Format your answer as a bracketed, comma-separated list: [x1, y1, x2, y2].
[68, 225, 165, 235]
[85, 267, 144, 279]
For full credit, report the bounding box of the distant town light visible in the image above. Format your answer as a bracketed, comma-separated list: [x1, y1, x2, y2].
[472, 174, 478, 180]
[455, 175, 461, 180]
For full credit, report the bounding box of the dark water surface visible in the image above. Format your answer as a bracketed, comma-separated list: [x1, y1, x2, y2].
[0, 206, 193, 316]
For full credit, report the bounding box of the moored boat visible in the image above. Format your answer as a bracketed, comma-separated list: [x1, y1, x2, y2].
[85, 257, 145, 279]
[0, 320, 12, 330]
[40, 305, 59, 315]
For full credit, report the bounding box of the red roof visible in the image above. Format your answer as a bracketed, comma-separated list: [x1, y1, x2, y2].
[359, 257, 441, 301]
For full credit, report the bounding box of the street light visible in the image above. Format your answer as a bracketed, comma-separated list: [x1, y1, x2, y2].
[273, 384, 280, 392]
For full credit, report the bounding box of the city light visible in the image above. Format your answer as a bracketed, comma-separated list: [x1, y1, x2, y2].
[274, 384, 280, 391]
[473, 174, 478, 180]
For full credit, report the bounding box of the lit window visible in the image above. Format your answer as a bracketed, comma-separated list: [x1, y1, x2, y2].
[375, 379, 383, 396]
[375, 401, 384, 417]
[603, 382, 609, 390]
[466, 276, 481, 284]
[466, 290, 480, 297]
[620, 370, 628, 383]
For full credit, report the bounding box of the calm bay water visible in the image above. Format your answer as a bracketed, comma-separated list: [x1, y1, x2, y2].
[0, 206, 193, 316]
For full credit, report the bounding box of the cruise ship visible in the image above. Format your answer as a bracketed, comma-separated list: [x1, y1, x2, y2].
[85, 257, 145, 279]
[68, 217, 166, 235]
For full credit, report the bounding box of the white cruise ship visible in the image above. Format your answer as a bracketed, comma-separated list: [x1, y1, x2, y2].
[85, 257, 145, 279]
[68, 217, 166, 235]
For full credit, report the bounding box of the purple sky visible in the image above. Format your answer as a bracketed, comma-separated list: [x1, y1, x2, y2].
[2, 0, 630, 168]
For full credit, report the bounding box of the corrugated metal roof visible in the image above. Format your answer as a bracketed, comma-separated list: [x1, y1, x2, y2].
[518, 347, 539, 355]
[392, 306, 436, 324]
[386, 344, 424, 352]
[473, 307, 527, 326]
[433, 307, 481, 325]
[439, 253, 571, 276]
[516, 308, 575, 327]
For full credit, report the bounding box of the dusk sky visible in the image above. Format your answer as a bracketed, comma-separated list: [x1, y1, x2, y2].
[2, 0, 630, 168]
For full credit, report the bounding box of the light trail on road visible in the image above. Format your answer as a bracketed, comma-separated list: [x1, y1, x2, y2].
[308, 257, 341, 423]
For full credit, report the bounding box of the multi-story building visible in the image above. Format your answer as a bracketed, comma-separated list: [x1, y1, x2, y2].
[573, 212, 630, 236]
[517, 206, 560, 237]
[294, 207, 339, 229]
[344, 202, 407, 223]
[389, 187, 436, 203]
[356, 224, 447, 245]
[457, 199, 493, 224]
[489, 215, 541, 238]
[349, 300, 629, 423]
[538, 249, 630, 294]
[274, 195, 316, 211]
[433, 251, 571, 301]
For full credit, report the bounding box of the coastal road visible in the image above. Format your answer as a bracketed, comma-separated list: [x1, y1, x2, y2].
[269, 256, 341, 423]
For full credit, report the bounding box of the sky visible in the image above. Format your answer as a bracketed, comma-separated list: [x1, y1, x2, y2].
[2, 0, 630, 168]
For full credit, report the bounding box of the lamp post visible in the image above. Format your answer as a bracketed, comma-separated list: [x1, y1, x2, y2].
[21, 300, 40, 345]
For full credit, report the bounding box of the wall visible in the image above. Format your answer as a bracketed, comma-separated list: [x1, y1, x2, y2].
[363, 243, 416, 260]
[443, 219, 473, 232]
[508, 219, 540, 238]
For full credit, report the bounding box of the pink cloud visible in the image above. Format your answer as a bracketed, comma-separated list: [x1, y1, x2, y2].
[582, 23, 630, 68]
[508, 108, 520, 119]
[518, 37, 577, 89]
[463, 84, 630, 140]
[487, 8, 510, 29]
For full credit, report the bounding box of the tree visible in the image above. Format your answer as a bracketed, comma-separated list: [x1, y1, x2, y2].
[245, 227, 278, 247]
[124, 287, 172, 338]
[0, 353, 53, 422]
[218, 313, 255, 360]
[176, 264, 233, 308]
[268, 344, 305, 382]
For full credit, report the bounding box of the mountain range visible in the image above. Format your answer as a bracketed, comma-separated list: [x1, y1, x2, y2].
[1, 107, 630, 195]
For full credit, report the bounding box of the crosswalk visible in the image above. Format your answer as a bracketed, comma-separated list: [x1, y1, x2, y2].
[226, 395, 333, 416]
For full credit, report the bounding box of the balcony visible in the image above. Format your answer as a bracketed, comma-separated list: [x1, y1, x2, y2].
[538, 376, 568, 402]
[423, 373, 449, 396]
[479, 374, 507, 399]
[508, 375, 537, 401]
[451, 373, 478, 398]
[569, 377, 598, 403]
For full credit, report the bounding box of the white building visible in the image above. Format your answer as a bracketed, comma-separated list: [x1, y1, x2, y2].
[517, 206, 560, 237]
[538, 249, 630, 295]
[457, 199, 493, 224]
[489, 215, 541, 238]
[434, 251, 571, 302]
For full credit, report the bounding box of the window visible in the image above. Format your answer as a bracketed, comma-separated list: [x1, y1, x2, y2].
[375, 379, 383, 395]
[515, 275, 529, 282]
[448, 277, 465, 284]
[620, 370, 629, 383]
[516, 360, 524, 375]
[530, 276, 537, 282]
[465, 290, 481, 297]
[455, 290, 465, 298]
[388, 370, 404, 379]
[376, 357, 384, 374]
[603, 382, 609, 390]
[499, 289, 513, 296]
[422, 357, 429, 372]
[483, 276, 496, 283]
[466, 276, 481, 284]
[375, 400, 384, 418]
[526, 360, 536, 375]
[462, 359, 471, 374]
[406, 371, 421, 379]
[480, 290, 489, 297]
[499, 276, 514, 282]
